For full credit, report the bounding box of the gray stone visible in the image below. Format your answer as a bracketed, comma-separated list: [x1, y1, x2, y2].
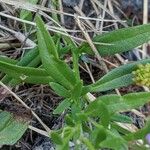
[63, 0, 80, 7]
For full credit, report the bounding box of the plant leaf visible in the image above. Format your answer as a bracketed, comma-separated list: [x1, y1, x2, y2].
[80, 24, 150, 56]
[51, 131, 63, 145]
[0, 55, 18, 64]
[100, 129, 128, 150]
[0, 61, 48, 77]
[35, 15, 58, 58]
[91, 127, 107, 148]
[89, 74, 133, 92]
[124, 119, 150, 141]
[111, 113, 132, 124]
[0, 111, 28, 145]
[20, 0, 38, 20]
[53, 99, 71, 114]
[86, 58, 150, 92]
[36, 15, 77, 89]
[97, 92, 150, 114]
[94, 58, 150, 85]
[1, 48, 41, 86]
[0, 60, 53, 85]
[49, 82, 71, 98]
[85, 100, 110, 127]
[71, 81, 83, 101]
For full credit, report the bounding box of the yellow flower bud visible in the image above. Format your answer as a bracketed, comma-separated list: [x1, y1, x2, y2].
[132, 64, 150, 87]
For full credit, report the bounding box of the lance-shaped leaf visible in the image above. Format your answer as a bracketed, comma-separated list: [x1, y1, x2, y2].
[53, 99, 71, 114]
[85, 58, 150, 92]
[89, 74, 133, 92]
[100, 129, 128, 150]
[85, 100, 110, 127]
[17, 48, 39, 66]
[91, 123, 128, 150]
[111, 114, 132, 124]
[0, 61, 49, 77]
[0, 111, 28, 145]
[71, 81, 83, 101]
[18, 76, 53, 85]
[3, 74, 53, 85]
[1, 48, 40, 85]
[96, 92, 150, 114]
[0, 61, 53, 84]
[79, 24, 150, 56]
[35, 15, 58, 58]
[50, 82, 71, 98]
[0, 55, 18, 64]
[36, 15, 77, 89]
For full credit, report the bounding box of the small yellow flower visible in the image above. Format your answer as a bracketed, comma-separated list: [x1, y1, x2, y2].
[132, 63, 150, 87]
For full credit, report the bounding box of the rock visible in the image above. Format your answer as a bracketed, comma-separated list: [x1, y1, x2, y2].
[32, 137, 55, 150]
[63, 0, 80, 7]
[121, 0, 143, 11]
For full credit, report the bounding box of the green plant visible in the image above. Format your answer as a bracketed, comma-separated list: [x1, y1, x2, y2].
[1, 15, 150, 149]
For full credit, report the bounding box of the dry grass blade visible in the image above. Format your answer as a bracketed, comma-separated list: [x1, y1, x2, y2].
[0, 0, 125, 22]
[75, 16, 109, 73]
[0, 24, 36, 48]
[91, 0, 127, 27]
